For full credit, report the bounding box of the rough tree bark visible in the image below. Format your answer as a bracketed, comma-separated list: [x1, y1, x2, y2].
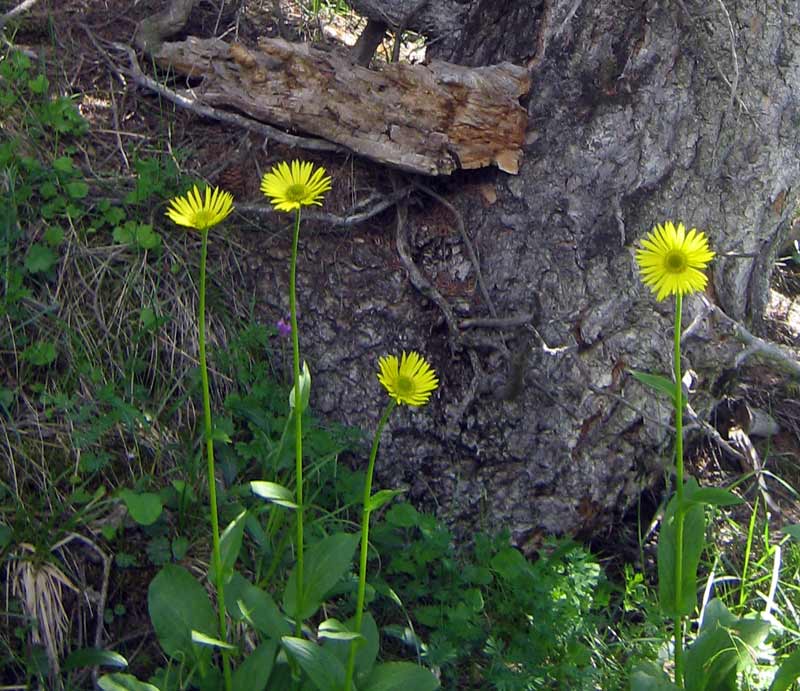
[155, 0, 800, 544]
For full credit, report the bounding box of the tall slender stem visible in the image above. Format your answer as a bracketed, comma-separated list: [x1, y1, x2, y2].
[344, 401, 396, 691]
[290, 209, 305, 638]
[198, 229, 232, 691]
[673, 291, 685, 688]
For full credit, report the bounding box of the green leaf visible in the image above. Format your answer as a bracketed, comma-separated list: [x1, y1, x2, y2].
[24, 244, 58, 273]
[209, 510, 247, 583]
[119, 489, 163, 526]
[782, 524, 800, 541]
[366, 489, 405, 513]
[325, 612, 379, 680]
[134, 223, 161, 250]
[318, 618, 364, 641]
[684, 486, 742, 508]
[491, 547, 531, 582]
[770, 648, 800, 691]
[98, 674, 160, 691]
[385, 502, 420, 528]
[629, 663, 681, 690]
[630, 370, 677, 404]
[190, 630, 237, 650]
[171, 536, 189, 560]
[361, 661, 440, 691]
[53, 156, 74, 174]
[283, 532, 359, 620]
[147, 564, 217, 664]
[27, 74, 48, 94]
[65, 181, 89, 199]
[251, 481, 297, 509]
[113, 223, 135, 245]
[22, 340, 57, 366]
[289, 361, 312, 412]
[657, 487, 706, 618]
[224, 572, 291, 637]
[211, 427, 231, 444]
[232, 640, 278, 691]
[43, 225, 65, 246]
[281, 637, 345, 691]
[63, 648, 128, 671]
[685, 599, 770, 691]
[140, 307, 157, 331]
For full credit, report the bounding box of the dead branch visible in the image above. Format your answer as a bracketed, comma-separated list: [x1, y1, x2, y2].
[153, 36, 530, 175]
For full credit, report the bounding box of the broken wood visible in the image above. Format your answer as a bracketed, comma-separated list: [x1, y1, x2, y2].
[154, 37, 531, 175]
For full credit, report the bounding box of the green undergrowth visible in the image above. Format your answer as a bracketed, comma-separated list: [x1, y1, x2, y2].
[3, 46, 800, 691]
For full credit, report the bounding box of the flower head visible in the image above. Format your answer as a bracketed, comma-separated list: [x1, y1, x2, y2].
[261, 160, 332, 213]
[377, 351, 439, 407]
[165, 185, 234, 232]
[276, 316, 292, 338]
[635, 221, 715, 302]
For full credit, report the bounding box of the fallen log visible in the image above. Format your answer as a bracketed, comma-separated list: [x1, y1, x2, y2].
[154, 36, 531, 175]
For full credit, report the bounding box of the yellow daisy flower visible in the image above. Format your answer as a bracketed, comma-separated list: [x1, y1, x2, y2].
[260, 160, 332, 213]
[635, 221, 715, 302]
[377, 351, 439, 407]
[165, 185, 234, 232]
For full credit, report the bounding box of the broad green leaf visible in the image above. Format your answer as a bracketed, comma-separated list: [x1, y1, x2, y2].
[770, 648, 800, 691]
[491, 547, 531, 582]
[318, 618, 363, 641]
[782, 524, 800, 541]
[326, 612, 379, 680]
[98, 673, 160, 691]
[21, 340, 57, 366]
[53, 156, 73, 174]
[119, 489, 163, 526]
[27, 74, 48, 93]
[43, 225, 64, 246]
[224, 572, 291, 637]
[232, 640, 278, 691]
[629, 663, 680, 690]
[65, 181, 88, 199]
[281, 637, 345, 691]
[134, 224, 161, 250]
[685, 600, 770, 691]
[190, 630, 237, 650]
[684, 486, 742, 508]
[630, 370, 677, 405]
[140, 307, 157, 331]
[361, 661, 440, 691]
[366, 489, 404, 513]
[657, 488, 706, 617]
[209, 510, 246, 584]
[385, 502, 420, 528]
[147, 564, 217, 665]
[683, 479, 740, 508]
[63, 648, 127, 671]
[283, 532, 359, 620]
[251, 480, 297, 509]
[24, 244, 57, 273]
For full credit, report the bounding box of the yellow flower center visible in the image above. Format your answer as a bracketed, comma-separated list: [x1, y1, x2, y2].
[193, 210, 214, 229]
[285, 183, 309, 202]
[664, 250, 688, 273]
[395, 375, 415, 397]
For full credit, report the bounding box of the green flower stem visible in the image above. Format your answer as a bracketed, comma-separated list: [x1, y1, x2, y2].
[673, 291, 685, 688]
[290, 208, 305, 638]
[198, 228, 232, 691]
[344, 400, 397, 691]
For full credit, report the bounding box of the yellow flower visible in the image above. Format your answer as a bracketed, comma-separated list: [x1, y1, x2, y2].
[377, 351, 439, 407]
[260, 160, 332, 213]
[636, 221, 715, 302]
[165, 185, 234, 231]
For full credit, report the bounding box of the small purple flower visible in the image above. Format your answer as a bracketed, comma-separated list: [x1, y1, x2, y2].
[276, 316, 292, 338]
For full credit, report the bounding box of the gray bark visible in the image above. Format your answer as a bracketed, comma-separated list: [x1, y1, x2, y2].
[240, 0, 800, 544]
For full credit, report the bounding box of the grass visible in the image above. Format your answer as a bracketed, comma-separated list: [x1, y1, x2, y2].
[3, 24, 800, 691]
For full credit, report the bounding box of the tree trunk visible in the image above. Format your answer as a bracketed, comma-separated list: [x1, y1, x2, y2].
[239, 0, 800, 545]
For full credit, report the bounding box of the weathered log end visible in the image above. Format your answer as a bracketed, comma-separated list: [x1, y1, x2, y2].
[154, 37, 531, 176]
